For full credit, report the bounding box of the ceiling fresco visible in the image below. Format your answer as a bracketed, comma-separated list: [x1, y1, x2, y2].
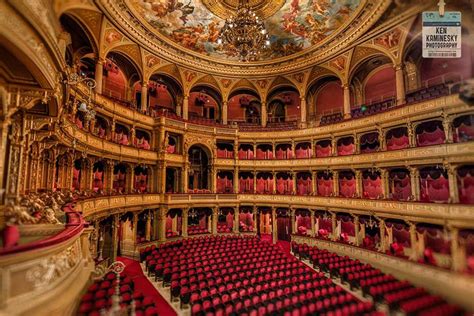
[129, 0, 361, 61]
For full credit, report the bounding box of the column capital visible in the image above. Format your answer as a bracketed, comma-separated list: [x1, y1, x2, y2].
[393, 63, 404, 71]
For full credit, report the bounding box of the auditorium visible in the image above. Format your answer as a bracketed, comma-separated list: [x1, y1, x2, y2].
[0, 0, 473, 315]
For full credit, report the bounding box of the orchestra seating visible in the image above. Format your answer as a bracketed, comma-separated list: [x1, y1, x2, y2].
[141, 236, 377, 316]
[291, 242, 464, 316]
[77, 271, 159, 316]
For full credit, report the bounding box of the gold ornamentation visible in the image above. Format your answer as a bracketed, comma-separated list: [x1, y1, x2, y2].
[26, 243, 79, 289]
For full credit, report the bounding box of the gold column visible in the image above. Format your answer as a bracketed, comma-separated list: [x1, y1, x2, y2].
[272, 171, 276, 194]
[211, 165, 217, 193]
[182, 208, 189, 237]
[379, 219, 387, 253]
[271, 207, 277, 244]
[378, 128, 386, 151]
[450, 227, 464, 272]
[183, 163, 189, 193]
[409, 167, 420, 201]
[95, 58, 104, 94]
[310, 210, 315, 237]
[160, 162, 167, 194]
[331, 136, 337, 156]
[408, 222, 418, 261]
[222, 100, 228, 125]
[353, 215, 360, 246]
[182, 94, 189, 120]
[141, 81, 148, 113]
[261, 102, 267, 127]
[394, 63, 406, 106]
[300, 96, 307, 125]
[443, 113, 453, 143]
[253, 171, 257, 193]
[128, 164, 135, 193]
[212, 207, 218, 235]
[233, 207, 239, 233]
[145, 211, 151, 241]
[111, 214, 120, 262]
[331, 212, 337, 241]
[233, 167, 239, 193]
[292, 171, 297, 195]
[381, 169, 390, 199]
[444, 164, 459, 203]
[342, 84, 351, 119]
[407, 122, 415, 148]
[312, 171, 317, 195]
[333, 171, 339, 197]
[355, 170, 362, 198]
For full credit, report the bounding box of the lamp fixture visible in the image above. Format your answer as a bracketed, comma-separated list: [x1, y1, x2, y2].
[217, 0, 270, 62]
[65, 72, 97, 125]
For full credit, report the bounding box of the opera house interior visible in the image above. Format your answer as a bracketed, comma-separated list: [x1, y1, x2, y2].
[1, 0, 474, 315]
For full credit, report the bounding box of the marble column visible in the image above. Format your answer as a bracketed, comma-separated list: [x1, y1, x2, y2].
[300, 96, 307, 126]
[261, 102, 267, 127]
[182, 95, 189, 120]
[233, 167, 239, 193]
[222, 100, 228, 125]
[141, 81, 148, 114]
[333, 171, 339, 197]
[342, 84, 351, 119]
[409, 167, 420, 201]
[394, 63, 406, 106]
[95, 58, 104, 95]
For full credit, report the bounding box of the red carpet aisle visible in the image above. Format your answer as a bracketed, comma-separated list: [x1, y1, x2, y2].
[276, 240, 291, 255]
[118, 257, 177, 316]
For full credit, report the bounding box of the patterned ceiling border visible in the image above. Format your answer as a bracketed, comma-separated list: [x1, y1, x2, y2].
[97, 0, 393, 76]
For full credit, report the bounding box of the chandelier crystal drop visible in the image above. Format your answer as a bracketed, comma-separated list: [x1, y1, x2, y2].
[217, 0, 270, 62]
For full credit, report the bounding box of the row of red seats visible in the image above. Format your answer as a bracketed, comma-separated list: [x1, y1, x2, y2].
[291, 242, 464, 316]
[78, 271, 159, 316]
[141, 236, 376, 316]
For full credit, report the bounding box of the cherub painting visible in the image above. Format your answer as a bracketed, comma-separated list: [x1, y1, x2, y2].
[131, 0, 361, 60]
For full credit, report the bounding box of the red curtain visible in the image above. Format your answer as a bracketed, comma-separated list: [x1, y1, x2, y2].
[337, 138, 355, 156]
[316, 143, 332, 157]
[417, 126, 445, 147]
[458, 167, 474, 204]
[317, 176, 333, 196]
[339, 173, 356, 197]
[420, 170, 449, 202]
[362, 173, 383, 199]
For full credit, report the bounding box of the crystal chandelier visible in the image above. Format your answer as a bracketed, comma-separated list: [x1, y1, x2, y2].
[217, 0, 270, 62]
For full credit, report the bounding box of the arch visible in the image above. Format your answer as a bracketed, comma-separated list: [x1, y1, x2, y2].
[188, 144, 211, 191]
[268, 76, 298, 96]
[190, 75, 222, 97]
[189, 84, 222, 121]
[306, 75, 343, 117]
[148, 63, 184, 89]
[59, 13, 98, 63]
[229, 79, 259, 97]
[145, 73, 183, 115]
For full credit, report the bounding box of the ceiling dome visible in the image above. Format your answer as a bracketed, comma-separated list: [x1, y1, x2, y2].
[128, 0, 361, 61]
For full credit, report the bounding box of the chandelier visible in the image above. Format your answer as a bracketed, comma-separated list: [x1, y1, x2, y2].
[217, 0, 270, 62]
